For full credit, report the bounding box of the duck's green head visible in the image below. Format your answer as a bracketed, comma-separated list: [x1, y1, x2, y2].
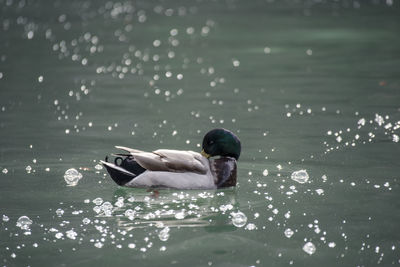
[201, 128, 241, 160]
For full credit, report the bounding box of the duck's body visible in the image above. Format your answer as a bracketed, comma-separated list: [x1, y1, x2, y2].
[101, 129, 240, 190]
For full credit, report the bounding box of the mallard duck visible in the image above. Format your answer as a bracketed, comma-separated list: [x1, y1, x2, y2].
[100, 128, 241, 189]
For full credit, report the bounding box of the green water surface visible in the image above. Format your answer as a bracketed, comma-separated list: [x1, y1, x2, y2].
[1, 0, 400, 266]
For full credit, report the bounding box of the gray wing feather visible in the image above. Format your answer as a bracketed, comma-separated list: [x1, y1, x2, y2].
[115, 147, 208, 174]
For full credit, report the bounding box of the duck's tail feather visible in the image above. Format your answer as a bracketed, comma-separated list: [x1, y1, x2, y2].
[101, 156, 146, 186]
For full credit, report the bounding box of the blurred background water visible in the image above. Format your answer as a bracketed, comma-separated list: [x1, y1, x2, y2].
[1, 0, 400, 266]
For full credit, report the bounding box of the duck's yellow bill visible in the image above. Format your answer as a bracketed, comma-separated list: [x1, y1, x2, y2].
[201, 149, 211, 158]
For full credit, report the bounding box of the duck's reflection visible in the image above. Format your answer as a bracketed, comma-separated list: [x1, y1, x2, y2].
[105, 187, 240, 232]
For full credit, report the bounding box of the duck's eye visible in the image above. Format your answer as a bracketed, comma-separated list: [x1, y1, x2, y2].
[208, 140, 214, 145]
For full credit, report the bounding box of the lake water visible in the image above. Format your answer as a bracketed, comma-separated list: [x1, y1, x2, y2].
[1, 0, 400, 266]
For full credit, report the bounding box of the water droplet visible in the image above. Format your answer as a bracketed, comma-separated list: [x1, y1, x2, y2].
[55, 208, 64, 216]
[16, 216, 33, 230]
[231, 211, 247, 227]
[315, 189, 324, 195]
[94, 164, 103, 170]
[128, 243, 136, 249]
[303, 242, 316, 255]
[101, 202, 113, 216]
[284, 228, 294, 238]
[55, 232, 63, 239]
[66, 230, 77, 240]
[262, 169, 269, 176]
[2, 168, 8, 174]
[92, 197, 103, 205]
[125, 209, 135, 218]
[175, 211, 185, 219]
[94, 242, 103, 248]
[158, 227, 170, 241]
[3, 215, 10, 222]
[291, 170, 309, 184]
[245, 223, 257, 230]
[328, 242, 336, 248]
[63, 168, 82, 186]
[232, 59, 240, 67]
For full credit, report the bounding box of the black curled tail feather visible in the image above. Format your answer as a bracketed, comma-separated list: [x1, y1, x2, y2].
[103, 156, 146, 186]
[117, 156, 146, 176]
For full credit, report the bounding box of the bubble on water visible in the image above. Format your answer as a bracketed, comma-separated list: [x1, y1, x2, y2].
[82, 218, 91, 225]
[94, 242, 103, 248]
[160, 246, 166, 251]
[64, 168, 82, 186]
[284, 212, 291, 219]
[393, 134, 399, 143]
[66, 230, 77, 240]
[158, 227, 170, 241]
[101, 202, 113, 216]
[175, 211, 185, 219]
[25, 165, 32, 172]
[375, 114, 384, 126]
[315, 189, 324, 195]
[262, 169, 269, 176]
[291, 170, 309, 184]
[55, 208, 64, 216]
[245, 223, 257, 230]
[55, 232, 63, 239]
[114, 200, 124, 208]
[16, 216, 33, 230]
[303, 242, 316, 255]
[125, 209, 135, 219]
[328, 242, 336, 248]
[128, 243, 136, 249]
[92, 197, 103, 205]
[231, 211, 247, 227]
[11, 253, 16, 258]
[2, 168, 8, 174]
[94, 164, 103, 170]
[3, 215, 10, 222]
[284, 228, 294, 238]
